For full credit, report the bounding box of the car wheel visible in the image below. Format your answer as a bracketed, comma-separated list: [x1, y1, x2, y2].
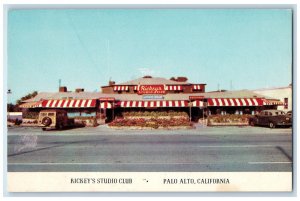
[42, 128, 46, 131]
[42, 117, 52, 127]
[269, 122, 275, 128]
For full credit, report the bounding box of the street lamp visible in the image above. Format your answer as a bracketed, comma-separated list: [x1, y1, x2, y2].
[7, 89, 12, 104]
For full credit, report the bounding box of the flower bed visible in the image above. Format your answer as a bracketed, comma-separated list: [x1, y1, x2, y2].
[207, 114, 251, 126]
[122, 111, 189, 119]
[125, 116, 186, 120]
[109, 117, 192, 129]
[110, 126, 193, 130]
[21, 118, 38, 126]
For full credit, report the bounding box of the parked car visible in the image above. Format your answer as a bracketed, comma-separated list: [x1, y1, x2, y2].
[38, 109, 74, 130]
[249, 110, 292, 128]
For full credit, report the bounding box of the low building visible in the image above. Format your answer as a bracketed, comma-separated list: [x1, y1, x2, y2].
[7, 112, 22, 121]
[252, 85, 292, 112]
[19, 76, 284, 123]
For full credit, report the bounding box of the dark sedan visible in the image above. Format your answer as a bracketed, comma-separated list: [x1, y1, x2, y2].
[249, 110, 292, 128]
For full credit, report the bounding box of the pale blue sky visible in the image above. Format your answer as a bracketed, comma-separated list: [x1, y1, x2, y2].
[8, 9, 292, 103]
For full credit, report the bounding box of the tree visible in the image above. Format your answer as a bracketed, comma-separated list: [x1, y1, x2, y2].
[7, 103, 16, 112]
[16, 91, 38, 106]
[7, 91, 38, 112]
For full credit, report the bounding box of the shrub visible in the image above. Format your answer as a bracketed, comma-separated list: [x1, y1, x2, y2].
[108, 117, 191, 128]
[22, 112, 38, 119]
[208, 114, 251, 124]
[121, 111, 189, 118]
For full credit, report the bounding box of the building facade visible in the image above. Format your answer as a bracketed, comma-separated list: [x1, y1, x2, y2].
[252, 85, 292, 112]
[20, 76, 284, 122]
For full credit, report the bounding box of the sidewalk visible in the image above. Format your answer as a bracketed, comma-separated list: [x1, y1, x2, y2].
[7, 123, 292, 136]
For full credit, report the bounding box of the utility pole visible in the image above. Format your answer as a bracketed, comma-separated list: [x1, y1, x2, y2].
[106, 40, 111, 79]
[7, 89, 12, 104]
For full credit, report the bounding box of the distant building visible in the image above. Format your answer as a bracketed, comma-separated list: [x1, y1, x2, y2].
[252, 85, 292, 112]
[7, 112, 22, 121]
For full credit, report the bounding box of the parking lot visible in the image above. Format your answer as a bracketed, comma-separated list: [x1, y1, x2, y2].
[7, 125, 293, 172]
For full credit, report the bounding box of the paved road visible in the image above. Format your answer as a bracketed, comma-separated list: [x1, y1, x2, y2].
[7, 126, 293, 172]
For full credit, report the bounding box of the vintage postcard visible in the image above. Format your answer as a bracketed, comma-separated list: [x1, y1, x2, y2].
[5, 6, 293, 193]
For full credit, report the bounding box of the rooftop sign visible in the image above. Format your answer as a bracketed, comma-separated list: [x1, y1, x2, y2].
[138, 85, 166, 95]
[142, 95, 164, 100]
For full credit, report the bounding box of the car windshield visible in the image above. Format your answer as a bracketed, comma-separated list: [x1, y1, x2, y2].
[48, 113, 55, 116]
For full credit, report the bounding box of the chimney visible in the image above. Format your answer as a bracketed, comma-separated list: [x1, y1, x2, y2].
[75, 88, 84, 93]
[59, 86, 67, 92]
[109, 81, 115, 86]
[176, 77, 188, 82]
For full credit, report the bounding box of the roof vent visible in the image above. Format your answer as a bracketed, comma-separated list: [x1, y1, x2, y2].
[143, 75, 152, 78]
[109, 81, 115, 86]
[170, 76, 188, 82]
[75, 88, 84, 93]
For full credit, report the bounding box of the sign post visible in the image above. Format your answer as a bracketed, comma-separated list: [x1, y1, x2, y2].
[202, 107, 205, 127]
[112, 102, 115, 121]
[99, 101, 101, 124]
[188, 102, 193, 122]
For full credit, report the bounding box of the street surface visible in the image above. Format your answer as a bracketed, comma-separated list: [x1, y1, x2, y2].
[7, 125, 293, 172]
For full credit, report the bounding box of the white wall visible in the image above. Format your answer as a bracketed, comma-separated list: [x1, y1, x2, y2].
[7, 112, 23, 120]
[253, 86, 292, 112]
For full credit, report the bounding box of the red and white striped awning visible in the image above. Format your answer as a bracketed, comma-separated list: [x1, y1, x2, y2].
[207, 98, 264, 106]
[119, 100, 188, 108]
[134, 86, 138, 91]
[100, 102, 112, 109]
[42, 99, 96, 108]
[263, 99, 284, 105]
[19, 101, 43, 108]
[165, 85, 183, 91]
[113, 86, 129, 91]
[192, 100, 204, 107]
[193, 85, 202, 90]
